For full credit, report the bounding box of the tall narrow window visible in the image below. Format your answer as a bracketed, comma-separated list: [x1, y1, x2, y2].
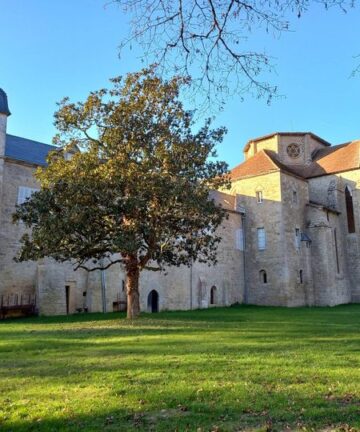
[256, 191, 263, 203]
[334, 228, 340, 274]
[345, 186, 356, 233]
[259, 270, 267, 284]
[210, 286, 217, 305]
[235, 228, 244, 251]
[295, 228, 300, 249]
[299, 270, 303, 284]
[292, 190, 298, 204]
[257, 228, 266, 250]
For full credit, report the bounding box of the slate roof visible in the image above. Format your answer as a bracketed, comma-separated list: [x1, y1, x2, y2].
[5, 134, 56, 166]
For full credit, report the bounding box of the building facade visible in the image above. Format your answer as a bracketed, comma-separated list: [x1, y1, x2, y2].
[0, 89, 359, 316]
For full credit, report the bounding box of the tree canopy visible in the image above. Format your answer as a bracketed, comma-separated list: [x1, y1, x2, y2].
[13, 68, 230, 318]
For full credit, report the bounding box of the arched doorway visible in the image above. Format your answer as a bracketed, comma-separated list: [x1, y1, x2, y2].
[147, 290, 159, 313]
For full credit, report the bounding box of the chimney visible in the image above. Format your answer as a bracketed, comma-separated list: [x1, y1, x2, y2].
[0, 88, 11, 157]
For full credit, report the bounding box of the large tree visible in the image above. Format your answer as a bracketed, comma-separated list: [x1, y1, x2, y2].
[13, 68, 230, 319]
[115, 0, 355, 108]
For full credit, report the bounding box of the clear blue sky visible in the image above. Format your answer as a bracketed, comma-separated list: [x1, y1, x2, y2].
[0, 0, 359, 168]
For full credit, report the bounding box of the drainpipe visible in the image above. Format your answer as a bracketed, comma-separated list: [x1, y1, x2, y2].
[241, 213, 248, 304]
[100, 259, 107, 313]
[189, 259, 193, 310]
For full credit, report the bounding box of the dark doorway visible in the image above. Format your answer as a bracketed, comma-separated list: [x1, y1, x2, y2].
[210, 286, 217, 305]
[65, 285, 70, 315]
[147, 290, 159, 313]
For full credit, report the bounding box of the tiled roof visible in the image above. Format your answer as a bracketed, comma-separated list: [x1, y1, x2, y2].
[230, 150, 279, 180]
[5, 134, 56, 166]
[231, 140, 360, 181]
[230, 149, 304, 180]
[305, 140, 360, 178]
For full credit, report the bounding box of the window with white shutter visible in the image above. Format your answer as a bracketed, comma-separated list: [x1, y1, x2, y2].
[235, 228, 244, 251]
[257, 227, 266, 250]
[17, 187, 39, 205]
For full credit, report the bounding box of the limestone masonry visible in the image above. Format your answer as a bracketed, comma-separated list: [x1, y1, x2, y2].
[1, 89, 359, 316]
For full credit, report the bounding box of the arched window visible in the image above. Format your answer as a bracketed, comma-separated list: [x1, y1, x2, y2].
[259, 270, 267, 284]
[345, 186, 356, 233]
[299, 270, 303, 284]
[210, 286, 217, 305]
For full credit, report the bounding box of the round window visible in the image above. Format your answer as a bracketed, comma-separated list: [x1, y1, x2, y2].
[286, 143, 301, 158]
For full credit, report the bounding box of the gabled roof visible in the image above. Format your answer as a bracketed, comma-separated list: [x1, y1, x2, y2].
[304, 140, 360, 178]
[230, 149, 305, 181]
[5, 134, 56, 166]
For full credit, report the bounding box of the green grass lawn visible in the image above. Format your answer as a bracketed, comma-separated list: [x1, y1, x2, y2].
[0, 305, 359, 431]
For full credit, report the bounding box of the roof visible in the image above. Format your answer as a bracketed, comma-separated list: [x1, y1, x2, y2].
[4, 134, 56, 166]
[304, 140, 360, 178]
[0, 89, 11, 116]
[230, 149, 304, 181]
[231, 138, 360, 181]
[243, 132, 331, 153]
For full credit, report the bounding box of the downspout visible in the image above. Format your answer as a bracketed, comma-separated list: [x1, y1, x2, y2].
[189, 260, 193, 310]
[100, 259, 107, 313]
[241, 212, 248, 304]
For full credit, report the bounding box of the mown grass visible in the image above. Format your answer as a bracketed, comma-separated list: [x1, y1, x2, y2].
[0, 305, 359, 431]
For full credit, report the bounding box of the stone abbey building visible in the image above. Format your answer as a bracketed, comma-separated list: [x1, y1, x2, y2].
[1, 88, 359, 316]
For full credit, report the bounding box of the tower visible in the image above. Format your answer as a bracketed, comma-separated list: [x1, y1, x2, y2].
[0, 88, 11, 157]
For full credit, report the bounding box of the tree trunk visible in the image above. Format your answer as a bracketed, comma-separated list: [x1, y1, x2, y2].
[126, 263, 140, 319]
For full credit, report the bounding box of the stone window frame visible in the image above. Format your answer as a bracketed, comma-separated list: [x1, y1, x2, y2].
[256, 190, 263, 204]
[17, 186, 40, 205]
[259, 269, 267, 284]
[299, 269, 304, 284]
[292, 189, 298, 204]
[345, 185, 356, 234]
[257, 227, 266, 250]
[295, 228, 301, 249]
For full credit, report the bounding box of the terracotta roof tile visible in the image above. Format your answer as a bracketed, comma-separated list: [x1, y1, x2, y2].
[230, 140, 360, 181]
[230, 150, 280, 180]
[230, 149, 305, 180]
[304, 140, 360, 178]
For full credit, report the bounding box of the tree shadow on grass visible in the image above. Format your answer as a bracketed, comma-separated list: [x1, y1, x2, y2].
[2, 392, 360, 432]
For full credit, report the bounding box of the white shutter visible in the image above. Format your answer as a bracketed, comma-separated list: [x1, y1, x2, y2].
[257, 228, 266, 250]
[17, 186, 39, 205]
[235, 228, 244, 251]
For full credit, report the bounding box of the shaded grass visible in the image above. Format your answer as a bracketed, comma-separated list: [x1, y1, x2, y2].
[0, 305, 359, 431]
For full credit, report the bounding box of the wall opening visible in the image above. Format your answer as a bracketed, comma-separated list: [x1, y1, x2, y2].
[65, 285, 70, 315]
[259, 270, 267, 284]
[299, 270, 303, 284]
[210, 286, 217, 305]
[345, 186, 356, 233]
[334, 228, 340, 273]
[147, 290, 159, 313]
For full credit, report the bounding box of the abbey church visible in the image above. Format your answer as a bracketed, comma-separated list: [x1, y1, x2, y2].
[1, 88, 359, 316]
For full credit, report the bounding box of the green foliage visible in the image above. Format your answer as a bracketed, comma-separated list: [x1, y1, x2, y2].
[0, 306, 359, 431]
[13, 68, 230, 273]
